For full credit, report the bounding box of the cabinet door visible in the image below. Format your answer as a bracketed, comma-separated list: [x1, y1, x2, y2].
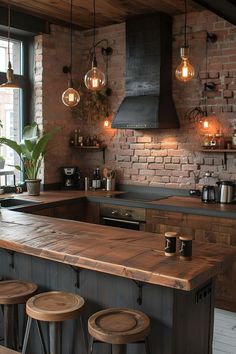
[147, 208, 236, 312]
[146, 209, 189, 235]
[53, 202, 86, 221]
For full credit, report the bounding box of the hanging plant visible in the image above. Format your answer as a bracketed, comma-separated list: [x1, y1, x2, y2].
[72, 83, 112, 121]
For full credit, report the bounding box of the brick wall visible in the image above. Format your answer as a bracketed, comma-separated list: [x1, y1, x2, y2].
[37, 10, 236, 189]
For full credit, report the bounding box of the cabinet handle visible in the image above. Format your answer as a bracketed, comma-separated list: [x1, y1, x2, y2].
[152, 215, 169, 219]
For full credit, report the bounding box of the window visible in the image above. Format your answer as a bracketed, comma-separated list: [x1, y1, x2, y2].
[0, 34, 31, 187]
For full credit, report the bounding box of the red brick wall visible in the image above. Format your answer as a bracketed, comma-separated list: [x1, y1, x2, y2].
[37, 10, 236, 189]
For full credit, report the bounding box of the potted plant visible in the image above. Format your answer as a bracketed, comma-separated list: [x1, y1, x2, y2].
[0, 122, 59, 195]
[0, 156, 5, 169]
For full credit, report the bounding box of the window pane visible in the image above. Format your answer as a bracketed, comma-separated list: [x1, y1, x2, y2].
[0, 36, 23, 187]
[0, 37, 22, 75]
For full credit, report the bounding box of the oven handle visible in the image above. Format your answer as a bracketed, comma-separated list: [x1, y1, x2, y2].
[102, 217, 141, 225]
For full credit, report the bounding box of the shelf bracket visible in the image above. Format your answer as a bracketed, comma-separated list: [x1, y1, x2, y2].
[70, 265, 81, 288]
[223, 152, 227, 170]
[3, 249, 15, 269]
[132, 280, 144, 305]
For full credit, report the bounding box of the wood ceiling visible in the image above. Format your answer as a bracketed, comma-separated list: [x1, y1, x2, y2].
[0, 0, 203, 29]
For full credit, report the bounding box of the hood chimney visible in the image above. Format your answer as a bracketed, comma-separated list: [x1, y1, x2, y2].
[112, 13, 179, 129]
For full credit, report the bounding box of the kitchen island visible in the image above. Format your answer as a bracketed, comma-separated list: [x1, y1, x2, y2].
[0, 208, 235, 354]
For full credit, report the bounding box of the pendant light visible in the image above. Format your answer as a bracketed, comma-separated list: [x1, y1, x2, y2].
[62, 0, 80, 107]
[175, 0, 195, 82]
[84, 0, 106, 91]
[0, 1, 19, 89]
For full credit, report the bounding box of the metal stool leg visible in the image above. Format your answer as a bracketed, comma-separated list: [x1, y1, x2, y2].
[35, 320, 47, 354]
[49, 322, 61, 354]
[80, 315, 88, 353]
[4, 304, 17, 349]
[112, 344, 127, 354]
[22, 317, 32, 354]
[88, 336, 94, 354]
[145, 337, 151, 354]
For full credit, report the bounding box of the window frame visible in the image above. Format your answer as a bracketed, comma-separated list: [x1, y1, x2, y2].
[0, 30, 33, 128]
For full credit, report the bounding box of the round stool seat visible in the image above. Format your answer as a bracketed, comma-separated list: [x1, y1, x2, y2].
[88, 308, 150, 345]
[26, 291, 84, 322]
[0, 280, 37, 305]
[0, 345, 19, 353]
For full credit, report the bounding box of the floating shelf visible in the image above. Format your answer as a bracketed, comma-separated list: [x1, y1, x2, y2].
[200, 149, 236, 153]
[200, 149, 236, 170]
[72, 145, 107, 163]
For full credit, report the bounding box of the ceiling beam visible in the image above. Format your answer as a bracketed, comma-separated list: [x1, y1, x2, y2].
[193, 0, 236, 25]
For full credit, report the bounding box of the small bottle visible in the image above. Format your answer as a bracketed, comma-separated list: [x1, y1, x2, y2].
[78, 129, 83, 146]
[96, 167, 101, 189]
[74, 129, 78, 146]
[92, 169, 97, 189]
[232, 124, 236, 148]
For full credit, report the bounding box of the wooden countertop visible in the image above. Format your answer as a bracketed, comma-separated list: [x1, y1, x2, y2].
[0, 209, 234, 291]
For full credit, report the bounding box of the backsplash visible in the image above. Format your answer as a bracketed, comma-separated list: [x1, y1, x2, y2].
[36, 10, 236, 189]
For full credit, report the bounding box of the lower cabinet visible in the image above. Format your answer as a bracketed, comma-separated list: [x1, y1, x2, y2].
[146, 209, 236, 312]
[25, 200, 100, 224]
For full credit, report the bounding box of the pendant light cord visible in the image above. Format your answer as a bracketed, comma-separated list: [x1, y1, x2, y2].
[70, 0, 73, 82]
[7, 0, 11, 65]
[184, 0, 187, 47]
[93, 0, 97, 66]
[204, 34, 209, 115]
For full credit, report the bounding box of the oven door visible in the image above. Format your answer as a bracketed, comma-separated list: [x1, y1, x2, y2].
[101, 216, 145, 231]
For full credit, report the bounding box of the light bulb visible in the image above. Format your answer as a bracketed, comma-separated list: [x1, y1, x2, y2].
[104, 119, 109, 128]
[203, 120, 209, 129]
[62, 87, 80, 107]
[175, 46, 195, 82]
[175, 58, 195, 82]
[84, 66, 106, 91]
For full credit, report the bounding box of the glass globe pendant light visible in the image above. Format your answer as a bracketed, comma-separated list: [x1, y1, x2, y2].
[175, 0, 195, 82]
[0, 1, 19, 89]
[62, 0, 80, 107]
[84, 0, 106, 91]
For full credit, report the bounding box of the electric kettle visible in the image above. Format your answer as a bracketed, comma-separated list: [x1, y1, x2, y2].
[217, 181, 234, 204]
[201, 185, 216, 203]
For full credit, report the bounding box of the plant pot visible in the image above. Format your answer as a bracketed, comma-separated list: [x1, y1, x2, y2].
[0, 159, 5, 169]
[25, 179, 41, 196]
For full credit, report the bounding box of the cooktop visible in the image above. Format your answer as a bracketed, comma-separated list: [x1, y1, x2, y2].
[105, 192, 169, 202]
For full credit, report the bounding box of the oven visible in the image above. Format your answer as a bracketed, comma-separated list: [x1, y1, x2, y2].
[100, 204, 146, 231]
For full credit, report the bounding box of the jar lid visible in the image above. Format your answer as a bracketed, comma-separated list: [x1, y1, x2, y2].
[218, 180, 233, 186]
[165, 232, 177, 238]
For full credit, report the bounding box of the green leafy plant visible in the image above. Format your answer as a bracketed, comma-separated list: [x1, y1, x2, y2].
[0, 122, 60, 180]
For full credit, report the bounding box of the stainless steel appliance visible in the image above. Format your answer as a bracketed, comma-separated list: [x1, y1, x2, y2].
[217, 181, 234, 204]
[100, 204, 146, 231]
[201, 185, 216, 203]
[62, 167, 81, 189]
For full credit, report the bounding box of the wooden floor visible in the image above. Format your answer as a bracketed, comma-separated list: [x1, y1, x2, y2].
[213, 308, 236, 354]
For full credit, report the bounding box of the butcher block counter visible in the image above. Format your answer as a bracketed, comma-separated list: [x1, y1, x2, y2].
[0, 207, 235, 354]
[0, 209, 234, 291]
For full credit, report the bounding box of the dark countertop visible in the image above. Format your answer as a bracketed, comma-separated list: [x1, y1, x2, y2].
[0, 209, 235, 291]
[1, 189, 236, 218]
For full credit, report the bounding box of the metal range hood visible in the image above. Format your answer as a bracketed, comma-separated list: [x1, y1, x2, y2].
[112, 13, 179, 130]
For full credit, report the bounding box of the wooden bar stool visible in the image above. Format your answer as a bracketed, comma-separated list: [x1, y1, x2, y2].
[0, 280, 37, 350]
[0, 345, 19, 353]
[88, 308, 151, 354]
[22, 291, 85, 354]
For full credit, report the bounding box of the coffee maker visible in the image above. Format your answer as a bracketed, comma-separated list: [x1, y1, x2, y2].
[62, 167, 81, 189]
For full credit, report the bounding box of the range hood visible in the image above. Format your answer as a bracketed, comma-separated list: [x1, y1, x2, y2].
[112, 13, 179, 130]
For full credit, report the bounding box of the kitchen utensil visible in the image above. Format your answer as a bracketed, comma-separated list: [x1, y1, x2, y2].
[217, 181, 234, 204]
[201, 185, 216, 203]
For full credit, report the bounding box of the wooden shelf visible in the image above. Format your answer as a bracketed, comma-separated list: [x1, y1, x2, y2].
[200, 149, 236, 153]
[72, 145, 107, 163]
[200, 149, 236, 170]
